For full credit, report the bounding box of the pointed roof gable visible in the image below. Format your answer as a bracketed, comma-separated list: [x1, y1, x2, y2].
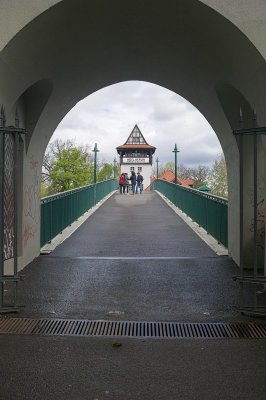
[116, 124, 156, 152]
[125, 124, 147, 145]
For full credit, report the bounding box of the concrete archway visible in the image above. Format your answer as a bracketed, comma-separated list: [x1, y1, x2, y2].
[0, 0, 266, 268]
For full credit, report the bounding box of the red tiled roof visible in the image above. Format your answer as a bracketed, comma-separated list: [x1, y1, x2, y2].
[176, 177, 194, 187]
[145, 170, 194, 191]
[117, 144, 156, 149]
[160, 170, 175, 181]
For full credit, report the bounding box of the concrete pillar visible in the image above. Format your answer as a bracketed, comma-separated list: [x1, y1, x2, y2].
[242, 136, 265, 269]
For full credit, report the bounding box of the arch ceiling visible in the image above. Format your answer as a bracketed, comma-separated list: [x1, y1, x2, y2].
[0, 0, 266, 147]
[1, 0, 266, 268]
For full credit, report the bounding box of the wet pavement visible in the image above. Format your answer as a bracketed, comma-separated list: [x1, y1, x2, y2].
[18, 256, 240, 322]
[17, 191, 241, 322]
[1, 191, 266, 399]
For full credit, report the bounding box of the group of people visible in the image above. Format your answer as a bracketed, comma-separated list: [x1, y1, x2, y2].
[119, 171, 144, 195]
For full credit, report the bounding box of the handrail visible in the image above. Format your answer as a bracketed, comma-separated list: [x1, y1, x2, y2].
[152, 179, 228, 247]
[40, 179, 118, 247]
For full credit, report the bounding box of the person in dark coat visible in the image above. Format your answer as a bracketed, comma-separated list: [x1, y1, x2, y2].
[124, 172, 129, 194]
[129, 171, 137, 194]
[136, 172, 144, 194]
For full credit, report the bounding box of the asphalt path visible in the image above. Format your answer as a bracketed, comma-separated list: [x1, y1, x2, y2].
[1, 191, 265, 400]
[51, 191, 216, 258]
[17, 191, 241, 322]
[0, 335, 265, 400]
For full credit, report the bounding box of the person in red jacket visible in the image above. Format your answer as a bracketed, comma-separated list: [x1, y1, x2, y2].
[119, 172, 125, 194]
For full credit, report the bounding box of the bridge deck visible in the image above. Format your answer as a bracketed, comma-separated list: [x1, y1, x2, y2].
[18, 191, 239, 322]
[1, 191, 266, 400]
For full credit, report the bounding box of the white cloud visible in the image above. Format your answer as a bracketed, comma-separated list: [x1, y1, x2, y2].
[52, 81, 222, 167]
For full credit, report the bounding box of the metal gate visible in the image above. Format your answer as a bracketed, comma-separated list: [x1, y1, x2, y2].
[233, 110, 266, 316]
[0, 106, 25, 313]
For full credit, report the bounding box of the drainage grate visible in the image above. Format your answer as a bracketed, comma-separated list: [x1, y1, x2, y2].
[0, 318, 266, 339]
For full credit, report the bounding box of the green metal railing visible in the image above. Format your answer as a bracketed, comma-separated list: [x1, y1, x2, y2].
[152, 179, 228, 247]
[40, 179, 118, 247]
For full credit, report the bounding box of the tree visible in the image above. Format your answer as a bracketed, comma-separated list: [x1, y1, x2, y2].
[189, 165, 210, 188]
[42, 139, 93, 194]
[40, 182, 49, 198]
[177, 164, 193, 179]
[97, 162, 114, 181]
[50, 148, 91, 191]
[209, 154, 228, 198]
[153, 161, 209, 188]
[154, 161, 182, 177]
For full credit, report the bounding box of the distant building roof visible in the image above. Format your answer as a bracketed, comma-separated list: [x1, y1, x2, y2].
[145, 170, 194, 191]
[159, 170, 175, 181]
[159, 170, 193, 188]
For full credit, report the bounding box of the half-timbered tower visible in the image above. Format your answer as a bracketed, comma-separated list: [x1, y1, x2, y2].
[116, 125, 156, 190]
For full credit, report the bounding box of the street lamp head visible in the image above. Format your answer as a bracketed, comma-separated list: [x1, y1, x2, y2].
[93, 143, 99, 153]
[172, 144, 180, 153]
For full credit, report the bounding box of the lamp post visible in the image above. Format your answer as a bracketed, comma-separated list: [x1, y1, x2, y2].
[156, 157, 159, 179]
[92, 143, 99, 184]
[113, 157, 117, 179]
[172, 144, 180, 184]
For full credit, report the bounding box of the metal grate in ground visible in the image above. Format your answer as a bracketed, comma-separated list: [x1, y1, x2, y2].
[0, 318, 266, 339]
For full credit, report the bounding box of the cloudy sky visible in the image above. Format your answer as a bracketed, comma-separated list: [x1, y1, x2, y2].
[51, 81, 222, 168]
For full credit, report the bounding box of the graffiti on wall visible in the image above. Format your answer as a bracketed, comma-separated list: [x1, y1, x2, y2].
[22, 158, 39, 247]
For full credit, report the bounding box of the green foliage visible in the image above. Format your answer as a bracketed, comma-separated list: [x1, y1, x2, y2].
[42, 139, 92, 194]
[42, 139, 116, 195]
[164, 161, 175, 171]
[209, 154, 228, 198]
[50, 147, 91, 192]
[40, 183, 49, 198]
[97, 162, 114, 181]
